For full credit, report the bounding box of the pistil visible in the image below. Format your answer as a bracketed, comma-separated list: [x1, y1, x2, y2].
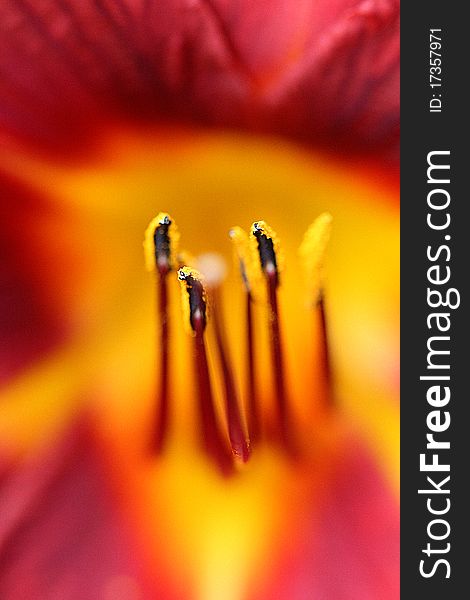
[252, 221, 290, 441]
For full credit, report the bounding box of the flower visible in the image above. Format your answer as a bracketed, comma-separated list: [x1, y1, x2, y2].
[0, 2, 399, 599]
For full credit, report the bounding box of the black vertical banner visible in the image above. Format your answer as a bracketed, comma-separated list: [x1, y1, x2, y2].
[401, 3, 469, 599]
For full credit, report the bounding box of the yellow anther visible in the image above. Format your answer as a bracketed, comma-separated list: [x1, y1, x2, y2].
[299, 212, 333, 305]
[144, 212, 179, 272]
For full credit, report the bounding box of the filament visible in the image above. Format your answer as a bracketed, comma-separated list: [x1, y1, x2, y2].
[245, 290, 260, 443]
[251, 221, 289, 441]
[211, 286, 250, 461]
[229, 227, 260, 442]
[318, 291, 333, 406]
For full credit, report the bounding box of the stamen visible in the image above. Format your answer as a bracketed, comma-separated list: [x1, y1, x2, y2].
[299, 213, 333, 405]
[178, 268, 233, 475]
[145, 213, 178, 454]
[298, 213, 332, 306]
[230, 227, 260, 443]
[251, 221, 289, 440]
[229, 226, 258, 295]
[196, 253, 250, 460]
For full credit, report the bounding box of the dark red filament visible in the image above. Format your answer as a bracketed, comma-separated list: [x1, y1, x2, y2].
[266, 270, 290, 437]
[318, 291, 333, 406]
[246, 291, 260, 444]
[151, 268, 170, 454]
[211, 287, 250, 462]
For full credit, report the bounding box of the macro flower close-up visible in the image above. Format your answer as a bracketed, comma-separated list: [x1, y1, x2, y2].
[1, 1, 399, 599]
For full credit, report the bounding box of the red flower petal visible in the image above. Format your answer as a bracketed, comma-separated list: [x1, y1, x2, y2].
[255, 439, 399, 600]
[0, 0, 398, 156]
[0, 173, 66, 385]
[0, 416, 172, 599]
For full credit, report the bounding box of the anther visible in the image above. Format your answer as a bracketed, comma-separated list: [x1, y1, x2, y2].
[190, 256, 250, 461]
[252, 221, 279, 286]
[299, 213, 332, 306]
[229, 227, 253, 294]
[153, 214, 172, 274]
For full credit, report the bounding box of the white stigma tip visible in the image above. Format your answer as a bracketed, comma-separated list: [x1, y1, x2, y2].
[196, 253, 227, 287]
